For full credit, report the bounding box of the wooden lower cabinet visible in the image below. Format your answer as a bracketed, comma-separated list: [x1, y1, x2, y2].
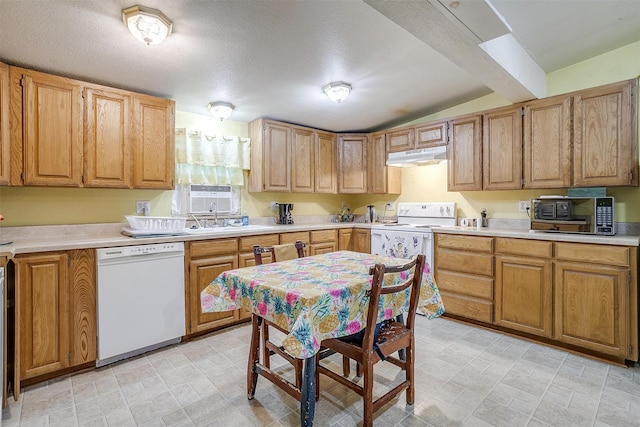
[435, 234, 494, 323]
[435, 233, 638, 362]
[186, 239, 239, 335]
[338, 228, 370, 253]
[554, 261, 630, 357]
[309, 229, 338, 255]
[13, 249, 95, 398]
[495, 238, 553, 337]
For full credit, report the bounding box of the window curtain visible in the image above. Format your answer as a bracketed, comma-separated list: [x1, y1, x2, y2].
[175, 128, 250, 186]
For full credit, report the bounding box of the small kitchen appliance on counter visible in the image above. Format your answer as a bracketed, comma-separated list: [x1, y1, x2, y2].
[366, 205, 376, 223]
[275, 203, 294, 224]
[530, 196, 615, 235]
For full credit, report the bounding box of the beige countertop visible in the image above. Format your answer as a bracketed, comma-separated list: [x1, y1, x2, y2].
[0, 221, 369, 256]
[1, 221, 638, 257]
[433, 226, 640, 246]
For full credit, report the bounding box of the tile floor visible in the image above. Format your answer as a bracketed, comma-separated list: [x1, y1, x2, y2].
[2, 317, 640, 426]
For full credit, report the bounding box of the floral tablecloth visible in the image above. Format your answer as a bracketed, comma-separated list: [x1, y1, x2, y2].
[201, 250, 445, 359]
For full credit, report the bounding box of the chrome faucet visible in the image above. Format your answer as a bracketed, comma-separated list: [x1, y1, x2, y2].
[209, 201, 218, 226]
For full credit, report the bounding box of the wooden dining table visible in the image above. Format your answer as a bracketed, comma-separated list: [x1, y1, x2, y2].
[201, 250, 445, 426]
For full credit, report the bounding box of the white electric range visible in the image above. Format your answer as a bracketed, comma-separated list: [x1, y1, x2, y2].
[371, 202, 457, 269]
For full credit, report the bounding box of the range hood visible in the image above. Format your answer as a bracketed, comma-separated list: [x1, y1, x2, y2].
[386, 146, 447, 167]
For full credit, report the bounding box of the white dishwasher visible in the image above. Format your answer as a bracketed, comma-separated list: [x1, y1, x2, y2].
[96, 242, 185, 367]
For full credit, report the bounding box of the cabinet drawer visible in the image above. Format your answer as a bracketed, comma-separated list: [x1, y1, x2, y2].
[440, 291, 493, 323]
[436, 270, 493, 299]
[437, 248, 493, 276]
[437, 234, 493, 252]
[496, 238, 552, 258]
[310, 229, 338, 243]
[239, 234, 280, 252]
[555, 242, 630, 267]
[189, 239, 238, 258]
[280, 231, 310, 245]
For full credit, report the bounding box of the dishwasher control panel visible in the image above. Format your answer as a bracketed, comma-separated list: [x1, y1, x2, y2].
[97, 242, 184, 260]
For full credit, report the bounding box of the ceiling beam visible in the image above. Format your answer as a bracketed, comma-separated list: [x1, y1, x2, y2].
[364, 0, 546, 102]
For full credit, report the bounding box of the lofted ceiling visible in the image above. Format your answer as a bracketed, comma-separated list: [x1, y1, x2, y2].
[1, 0, 639, 133]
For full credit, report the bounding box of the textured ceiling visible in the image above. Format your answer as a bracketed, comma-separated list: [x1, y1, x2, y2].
[1, 0, 639, 133]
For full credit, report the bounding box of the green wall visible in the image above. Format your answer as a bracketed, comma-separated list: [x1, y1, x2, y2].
[1, 41, 639, 227]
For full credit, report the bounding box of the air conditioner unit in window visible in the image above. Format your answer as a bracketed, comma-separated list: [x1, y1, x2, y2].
[189, 184, 233, 214]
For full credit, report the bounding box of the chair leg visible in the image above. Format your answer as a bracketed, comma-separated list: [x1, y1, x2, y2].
[406, 341, 415, 405]
[362, 360, 375, 427]
[247, 315, 262, 399]
[314, 354, 320, 402]
[262, 321, 270, 368]
[342, 355, 350, 377]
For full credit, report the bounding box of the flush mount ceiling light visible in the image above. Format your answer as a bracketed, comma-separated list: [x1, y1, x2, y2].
[323, 81, 352, 103]
[122, 5, 173, 45]
[207, 101, 236, 121]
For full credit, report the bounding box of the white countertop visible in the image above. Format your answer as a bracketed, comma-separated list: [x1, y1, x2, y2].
[1, 222, 638, 258]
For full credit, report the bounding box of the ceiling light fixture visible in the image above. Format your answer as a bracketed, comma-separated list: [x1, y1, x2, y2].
[122, 5, 173, 45]
[323, 81, 352, 103]
[207, 101, 236, 121]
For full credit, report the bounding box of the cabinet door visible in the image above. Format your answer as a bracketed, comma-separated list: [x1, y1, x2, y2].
[447, 115, 482, 191]
[386, 127, 414, 153]
[15, 253, 70, 381]
[368, 132, 401, 194]
[21, 70, 83, 186]
[338, 229, 353, 251]
[352, 229, 371, 253]
[187, 254, 239, 334]
[264, 121, 291, 192]
[68, 249, 96, 366]
[337, 134, 367, 193]
[523, 96, 572, 188]
[554, 261, 629, 357]
[483, 106, 522, 190]
[84, 87, 132, 188]
[574, 79, 638, 187]
[415, 120, 447, 149]
[0, 63, 9, 185]
[291, 126, 314, 192]
[132, 94, 174, 189]
[495, 255, 552, 337]
[315, 131, 337, 193]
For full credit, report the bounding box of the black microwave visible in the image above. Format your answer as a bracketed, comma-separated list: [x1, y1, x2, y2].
[530, 197, 615, 235]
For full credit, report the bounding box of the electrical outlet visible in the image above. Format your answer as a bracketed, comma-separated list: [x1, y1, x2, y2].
[385, 202, 395, 210]
[270, 201, 279, 211]
[518, 200, 530, 212]
[136, 201, 150, 215]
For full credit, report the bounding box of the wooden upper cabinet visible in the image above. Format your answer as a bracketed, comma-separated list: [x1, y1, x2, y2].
[573, 79, 638, 187]
[248, 119, 291, 192]
[447, 114, 482, 191]
[368, 131, 401, 194]
[415, 120, 448, 148]
[315, 131, 337, 193]
[0, 62, 9, 185]
[18, 68, 83, 186]
[132, 94, 174, 189]
[337, 133, 368, 193]
[291, 126, 314, 192]
[84, 86, 132, 188]
[483, 106, 523, 190]
[523, 95, 572, 189]
[386, 127, 414, 153]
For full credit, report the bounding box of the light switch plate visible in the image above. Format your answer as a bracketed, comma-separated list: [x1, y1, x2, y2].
[136, 201, 150, 215]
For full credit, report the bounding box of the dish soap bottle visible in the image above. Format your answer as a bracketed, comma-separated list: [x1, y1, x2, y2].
[241, 211, 249, 226]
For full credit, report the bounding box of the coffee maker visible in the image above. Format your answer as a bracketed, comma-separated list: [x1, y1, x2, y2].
[275, 203, 294, 224]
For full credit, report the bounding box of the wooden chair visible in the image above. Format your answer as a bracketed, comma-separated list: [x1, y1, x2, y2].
[317, 254, 426, 427]
[250, 240, 306, 392]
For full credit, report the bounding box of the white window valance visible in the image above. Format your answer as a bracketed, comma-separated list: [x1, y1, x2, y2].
[175, 128, 250, 186]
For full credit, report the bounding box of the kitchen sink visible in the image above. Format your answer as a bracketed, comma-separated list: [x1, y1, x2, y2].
[184, 225, 274, 234]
